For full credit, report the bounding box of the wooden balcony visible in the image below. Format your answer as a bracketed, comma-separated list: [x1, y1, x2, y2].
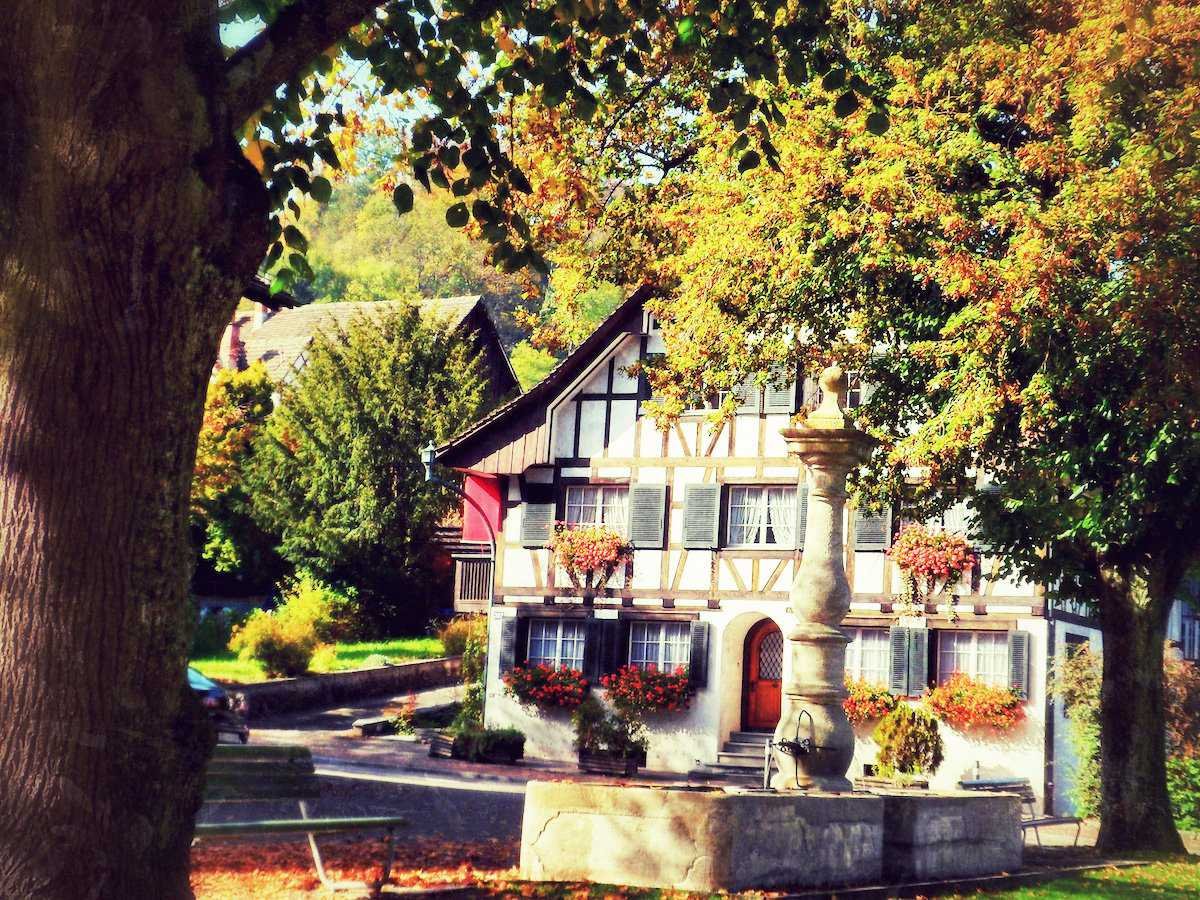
[453, 556, 493, 613]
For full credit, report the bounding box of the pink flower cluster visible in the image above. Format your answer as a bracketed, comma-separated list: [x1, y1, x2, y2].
[549, 524, 634, 590]
[888, 523, 976, 592]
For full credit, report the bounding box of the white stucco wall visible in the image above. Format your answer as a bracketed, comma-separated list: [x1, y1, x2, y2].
[848, 617, 1050, 808]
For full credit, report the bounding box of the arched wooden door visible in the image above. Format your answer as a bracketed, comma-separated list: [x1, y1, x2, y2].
[743, 619, 783, 731]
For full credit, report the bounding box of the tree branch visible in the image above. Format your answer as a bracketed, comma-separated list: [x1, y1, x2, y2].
[225, 0, 383, 127]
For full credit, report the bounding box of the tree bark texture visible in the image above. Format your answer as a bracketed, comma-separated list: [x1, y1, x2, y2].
[0, 4, 268, 896]
[1095, 565, 1187, 854]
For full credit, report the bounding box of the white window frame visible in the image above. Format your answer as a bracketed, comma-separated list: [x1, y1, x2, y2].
[526, 619, 586, 670]
[725, 485, 797, 548]
[564, 485, 629, 534]
[628, 621, 691, 672]
[844, 627, 890, 685]
[936, 630, 1009, 687]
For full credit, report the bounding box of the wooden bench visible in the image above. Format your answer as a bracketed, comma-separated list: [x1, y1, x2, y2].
[959, 777, 1082, 847]
[195, 744, 406, 893]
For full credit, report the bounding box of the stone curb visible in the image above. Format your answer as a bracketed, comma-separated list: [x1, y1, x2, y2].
[773, 859, 1148, 898]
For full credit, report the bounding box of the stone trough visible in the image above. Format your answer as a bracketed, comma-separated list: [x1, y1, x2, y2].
[519, 781, 1021, 893]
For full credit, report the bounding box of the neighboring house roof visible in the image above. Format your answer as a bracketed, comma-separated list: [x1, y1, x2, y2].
[241, 295, 501, 383]
[436, 285, 651, 474]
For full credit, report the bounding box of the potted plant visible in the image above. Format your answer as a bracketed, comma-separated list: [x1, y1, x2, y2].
[601, 664, 692, 714]
[924, 673, 1025, 731]
[550, 524, 634, 593]
[502, 663, 589, 709]
[856, 703, 944, 791]
[572, 696, 649, 776]
[887, 524, 977, 618]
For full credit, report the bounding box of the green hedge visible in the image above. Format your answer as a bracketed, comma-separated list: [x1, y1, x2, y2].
[451, 727, 526, 764]
[1168, 756, 1200, 831]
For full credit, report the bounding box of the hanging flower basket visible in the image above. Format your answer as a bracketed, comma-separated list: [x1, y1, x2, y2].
[601, 665, 692, 715]
[923, 674, 1025, 731]
[549, 524, 634, 592]
[888, 524, 977, 609]
[502, 663, 589, 709]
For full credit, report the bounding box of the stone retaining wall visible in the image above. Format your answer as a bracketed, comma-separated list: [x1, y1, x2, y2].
[230, 656, 461, 718]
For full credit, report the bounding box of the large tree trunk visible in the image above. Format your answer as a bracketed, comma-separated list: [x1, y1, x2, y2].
[1095, 565, 1186, 854]
[0, 4, 267, 896]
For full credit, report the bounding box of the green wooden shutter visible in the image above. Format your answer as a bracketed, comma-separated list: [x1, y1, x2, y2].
[498, 618, 519, 672]
[735, 379, 761, 414]
[794, 484, 809, 551]
[853, 508, 892, 550]
[520, 502, 555, 548]
[682, 483, 721, 549]
[763, 378, 796, 414]
[627, 484, 667, 549]
[1009, 630, 1030, 698]
[688, 620, 710, 687]
[888, 627, 910, 695]
[600, 619, 624, 674]
[583, 618, 605, 680]
[908, 628, 929, 695]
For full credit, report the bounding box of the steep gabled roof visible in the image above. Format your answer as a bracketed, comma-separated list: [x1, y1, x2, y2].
[242, 295, 486, 382]
[436, 285, 651, 474]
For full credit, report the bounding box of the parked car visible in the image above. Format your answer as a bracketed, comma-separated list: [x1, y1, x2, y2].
[187, 666, 249, 744]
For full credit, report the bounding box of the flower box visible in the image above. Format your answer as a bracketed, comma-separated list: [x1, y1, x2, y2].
[578, 749, 645, 777]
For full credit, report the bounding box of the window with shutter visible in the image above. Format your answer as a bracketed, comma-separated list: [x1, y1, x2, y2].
[853, 508, 892, 550]
[682, 483, 720, 549]
[520, 502, 555, 547]
[887, 626, 929, 696]
[627, 484, 667, 548]
[936, 630, 1009, 687]
[726, 485, 797, 547]
[908, 628, 929, 695]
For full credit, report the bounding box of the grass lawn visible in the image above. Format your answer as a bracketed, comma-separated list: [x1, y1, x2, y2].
[191, 636, 444, 684]
[957, 859, 1200, 898]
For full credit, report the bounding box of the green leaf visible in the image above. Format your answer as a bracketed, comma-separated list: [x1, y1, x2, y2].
[446, 202, 470, 228]
[865, 111, 890, 135]
[392, 183, 414, 214]
[737, 150, 761, 173]
[283, 225, 307, 252]
[821, 68, 847, 91]
[510, 170, 533, 193]
[834, 91, 861, 118]
[676, 16, 698, 45]
[310, 176, 333, 202]
[707, 86, 730, 114]
[451, 178, 471, 197]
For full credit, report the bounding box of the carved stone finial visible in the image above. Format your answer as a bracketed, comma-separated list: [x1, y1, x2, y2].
[807, 364, 850, 429]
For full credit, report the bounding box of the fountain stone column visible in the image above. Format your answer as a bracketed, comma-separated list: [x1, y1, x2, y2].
[771, 365, 877, 792]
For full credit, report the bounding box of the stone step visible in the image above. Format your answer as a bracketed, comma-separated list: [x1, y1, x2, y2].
[724, 734, 772, 748]
[717, 749, 767, 767]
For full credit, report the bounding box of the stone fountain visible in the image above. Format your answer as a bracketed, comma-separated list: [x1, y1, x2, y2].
[518, 365, 1022, 893]
[772, 365, 875, 791]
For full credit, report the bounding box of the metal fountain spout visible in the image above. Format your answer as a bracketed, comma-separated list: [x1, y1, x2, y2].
[771, 365, 878, 792]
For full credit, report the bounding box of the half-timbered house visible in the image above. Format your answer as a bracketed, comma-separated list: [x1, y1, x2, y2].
[436, 288, 1198, 814]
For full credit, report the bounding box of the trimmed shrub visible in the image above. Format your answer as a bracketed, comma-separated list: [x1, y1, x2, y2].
[571, 695, 648, 757]
[451, 726, 525, 764]
[1167, 756, 1200, 831]
[439, 614, 486, 657]
[875, 704, 944, 777]
[228, 574, 355, 678]
[229, 609, 318, 678]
